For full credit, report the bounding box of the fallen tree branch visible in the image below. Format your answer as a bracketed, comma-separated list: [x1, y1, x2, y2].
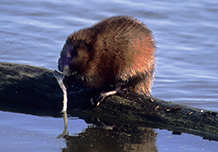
[0, 62, 218, 141]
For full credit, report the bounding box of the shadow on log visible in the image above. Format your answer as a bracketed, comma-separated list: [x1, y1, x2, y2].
[1, 62, 218, 142]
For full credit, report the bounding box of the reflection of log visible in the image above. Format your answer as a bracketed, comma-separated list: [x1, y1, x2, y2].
[63, 126, 157, 152]
[1, 62, 218, 141]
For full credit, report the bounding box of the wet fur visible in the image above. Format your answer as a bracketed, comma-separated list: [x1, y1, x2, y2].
[58, 16, 155, 96]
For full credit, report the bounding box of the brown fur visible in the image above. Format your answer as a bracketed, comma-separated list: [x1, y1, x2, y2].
[58, 16, 155, 96]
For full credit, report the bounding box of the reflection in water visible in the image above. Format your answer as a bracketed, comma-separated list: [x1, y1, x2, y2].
[60, 115, 157, 152]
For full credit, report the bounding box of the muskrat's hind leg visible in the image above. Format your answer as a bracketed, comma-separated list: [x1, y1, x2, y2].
[90, 88, 119, 106]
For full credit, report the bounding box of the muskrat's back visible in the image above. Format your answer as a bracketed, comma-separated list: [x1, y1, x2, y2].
[58, 16, 155, 96]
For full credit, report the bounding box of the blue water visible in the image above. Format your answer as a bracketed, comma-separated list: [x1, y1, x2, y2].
[1, 0, 218, 151]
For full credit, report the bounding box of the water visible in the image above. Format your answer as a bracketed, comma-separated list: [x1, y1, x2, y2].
[1, 0, 218, 151]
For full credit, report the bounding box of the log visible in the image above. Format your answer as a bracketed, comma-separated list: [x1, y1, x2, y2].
[1, 62, 218, 141]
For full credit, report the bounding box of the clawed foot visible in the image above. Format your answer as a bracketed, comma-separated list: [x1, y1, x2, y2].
[90, 89, 118, 106]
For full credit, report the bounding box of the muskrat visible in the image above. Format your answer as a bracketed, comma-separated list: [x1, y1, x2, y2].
[58, 16, 155, 104]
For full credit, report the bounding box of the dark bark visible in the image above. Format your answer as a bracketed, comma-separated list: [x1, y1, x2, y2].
[0, 62, 218, 141]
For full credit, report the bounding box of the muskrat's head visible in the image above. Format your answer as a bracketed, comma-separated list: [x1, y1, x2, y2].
[58, 34, 93, 77]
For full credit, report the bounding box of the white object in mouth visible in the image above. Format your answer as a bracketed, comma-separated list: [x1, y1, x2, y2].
[53, 70, 68, 112]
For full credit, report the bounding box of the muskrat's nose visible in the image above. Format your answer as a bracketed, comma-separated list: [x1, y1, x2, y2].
[58, 54, 72, 72]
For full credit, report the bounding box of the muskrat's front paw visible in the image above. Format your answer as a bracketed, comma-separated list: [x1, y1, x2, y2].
[90, 90, 118, 106]
[90, 92, 106, 106]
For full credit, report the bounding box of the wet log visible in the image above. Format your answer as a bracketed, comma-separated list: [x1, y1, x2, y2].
[0, 62, 218, 141]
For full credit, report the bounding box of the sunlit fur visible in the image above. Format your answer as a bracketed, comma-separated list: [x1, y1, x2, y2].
[58, 16, 155, 96]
